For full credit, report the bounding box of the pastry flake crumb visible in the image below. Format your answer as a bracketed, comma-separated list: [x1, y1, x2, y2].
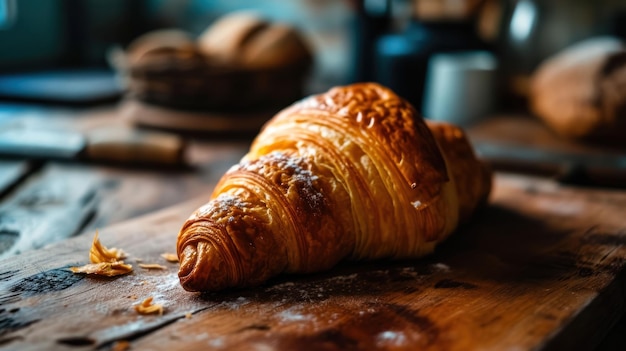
[161, 253, 179, 263]
[90, 231, 127, 263]
[70, 231, 133, 276]
[139, 263, 167, 270]
[135, 297, 164, 315]
[111, 340, 130, 351]
[69, 261, 133, 277]
[185, 312, 193, 319]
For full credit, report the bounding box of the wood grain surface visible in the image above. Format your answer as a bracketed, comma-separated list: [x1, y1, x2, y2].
[0, 173, 625, 351]
[0, 161, 33, 198]
[0, 130, 248, 260]
[0, 165, 99, 259]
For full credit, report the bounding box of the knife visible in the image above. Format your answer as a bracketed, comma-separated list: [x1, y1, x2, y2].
[474, 142, 626, 188]
[0, 126, 186, 166]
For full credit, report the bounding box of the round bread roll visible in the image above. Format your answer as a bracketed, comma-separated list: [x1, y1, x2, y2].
[240, 24, 312, 69]
[197, 12, 268, 64]
[197, 11, 312, 69]
[530, 37, 626, 145]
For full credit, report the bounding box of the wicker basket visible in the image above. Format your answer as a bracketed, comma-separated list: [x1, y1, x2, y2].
[111, 15, 313, 114]
[122, 49, 311, 112]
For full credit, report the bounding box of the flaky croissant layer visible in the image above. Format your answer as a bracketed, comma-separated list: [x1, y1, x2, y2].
[177, 83, 491, 292]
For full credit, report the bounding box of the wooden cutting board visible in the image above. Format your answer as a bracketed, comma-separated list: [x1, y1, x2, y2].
[1, 173, 625, 351]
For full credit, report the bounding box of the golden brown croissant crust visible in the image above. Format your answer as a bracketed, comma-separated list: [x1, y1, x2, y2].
[177, 83, 491, 292]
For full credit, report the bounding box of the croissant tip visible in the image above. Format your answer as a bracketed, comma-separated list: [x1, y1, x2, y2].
[177, 244, 197, 290]
[178, 240, 237, 292]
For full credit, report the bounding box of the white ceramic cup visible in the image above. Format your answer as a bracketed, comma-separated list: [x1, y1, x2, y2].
[422, 51, 498, 126]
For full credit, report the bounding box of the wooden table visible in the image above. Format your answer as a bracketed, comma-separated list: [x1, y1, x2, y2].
[0, 103, 250, 261]
[1, 108, 626, 351]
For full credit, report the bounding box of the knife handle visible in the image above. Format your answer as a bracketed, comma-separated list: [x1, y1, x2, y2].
[84, 128, 186, 166]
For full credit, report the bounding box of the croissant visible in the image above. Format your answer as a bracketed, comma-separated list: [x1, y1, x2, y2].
[177, 83, 491, 292]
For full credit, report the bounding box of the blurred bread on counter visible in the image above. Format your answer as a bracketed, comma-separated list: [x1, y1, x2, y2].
[198, 11, 312, 70]
[198, 12, 268, 64]
[111, 11, 313, 133]
[530, 37, 626, 146]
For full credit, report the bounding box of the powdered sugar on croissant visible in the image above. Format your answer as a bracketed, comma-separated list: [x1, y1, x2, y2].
[177, 83, 491, 292]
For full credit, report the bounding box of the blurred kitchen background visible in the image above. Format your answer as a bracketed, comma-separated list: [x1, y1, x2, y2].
[0, 0, 623, 103]
[0, 0, 625, 186]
